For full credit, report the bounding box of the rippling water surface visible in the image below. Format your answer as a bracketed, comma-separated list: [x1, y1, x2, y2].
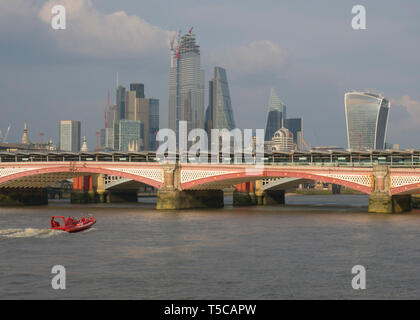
[1, 194, 420, 299]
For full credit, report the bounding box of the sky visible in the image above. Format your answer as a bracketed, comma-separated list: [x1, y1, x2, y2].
[0, 0, 419, 149]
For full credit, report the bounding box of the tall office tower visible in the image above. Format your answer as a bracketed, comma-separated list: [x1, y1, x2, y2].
[345, 92, 390, 150]
[125, 90, 137, 120]
[116, 85, 126, 120]
[113, 120, 144, 152]
[264, 88, 287, 141]
[204, 66, 236, 133]
[285, 118, 303, 150]
[148, 98, 160, 151]
[58, 120, 81, 152]
[130, 83, 145, 99]
[102, 104, 118, 150]
[168, 30, 205, 142]
[124, 85, 160, 151]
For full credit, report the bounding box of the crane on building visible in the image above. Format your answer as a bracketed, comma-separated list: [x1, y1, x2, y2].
[301, 136, 311, 151]
[2, 125, 11, 143]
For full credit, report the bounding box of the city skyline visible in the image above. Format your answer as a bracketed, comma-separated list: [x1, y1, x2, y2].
[1, 0, 419, 149]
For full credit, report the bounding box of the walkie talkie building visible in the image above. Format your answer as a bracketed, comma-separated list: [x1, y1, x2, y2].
[344, 92, 390, 151]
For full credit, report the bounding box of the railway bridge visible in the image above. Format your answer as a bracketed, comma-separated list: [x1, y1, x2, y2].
[2, 150, 420, 212]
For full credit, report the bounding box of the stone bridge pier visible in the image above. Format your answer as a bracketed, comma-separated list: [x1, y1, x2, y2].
[232, 180, 285, 207]
[156, 164, 224, 210]
[368, 166, 411, 213]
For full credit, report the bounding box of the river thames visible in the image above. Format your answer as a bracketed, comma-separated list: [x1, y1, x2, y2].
[1, 194, 420, 299]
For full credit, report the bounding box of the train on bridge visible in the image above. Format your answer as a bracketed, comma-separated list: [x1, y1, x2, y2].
[1, 150, 420, 166]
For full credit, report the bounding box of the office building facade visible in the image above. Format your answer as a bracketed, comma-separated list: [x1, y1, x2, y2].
[113, 120, 144, 152]
[58, 120, 81, 152]
[264, 88, 287, 141]
[168, 31, 205, 141]
[285, 118, 303, 151]
[345, 92, 390, 150]
[205, 66, 236, 133]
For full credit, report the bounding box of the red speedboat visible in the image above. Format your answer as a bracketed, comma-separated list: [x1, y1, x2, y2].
[51, 216, 96, 233]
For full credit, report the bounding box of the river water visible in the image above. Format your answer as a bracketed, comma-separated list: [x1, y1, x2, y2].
[1, 194, 420, 299]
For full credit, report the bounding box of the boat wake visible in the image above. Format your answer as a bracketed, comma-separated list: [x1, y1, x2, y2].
[0, 228, 64, 239]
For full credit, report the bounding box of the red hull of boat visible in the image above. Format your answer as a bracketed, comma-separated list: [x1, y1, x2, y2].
[51, 216, 96, 233]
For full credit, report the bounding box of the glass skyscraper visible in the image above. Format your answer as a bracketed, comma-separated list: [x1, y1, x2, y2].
[205, 66, 236, 133]
[113, 120, 144, 152]
[264, 88, 286, 141]
[168, 31, 205, 141]
[285, 118, 303, 150]
[58, 120, 81, 152]
[116, 85, 126, 120]
[345, 92, 390, 150]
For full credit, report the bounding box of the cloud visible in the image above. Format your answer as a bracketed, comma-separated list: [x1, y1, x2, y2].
[391, 95, 420, 129]
[37, 0, 176, 59]
[209, 40, 288, 76]
[0, 0, 175, 61]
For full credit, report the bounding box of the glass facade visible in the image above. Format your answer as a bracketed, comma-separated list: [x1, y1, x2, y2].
[264, 88, 286, 141]
[130, 83, 145, 99]
[116, 85, 126, 120]
[58, 120, 81, 152]
[168, 32, 205, 141]
[205, 67, 236, 133]
[285, 118, 303, 150]
[149, 98, 159, 151]
[345, 92, 390, 150]
[114, 120, 144, 152]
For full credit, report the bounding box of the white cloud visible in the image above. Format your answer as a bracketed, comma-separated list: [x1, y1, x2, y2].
[392, 95, 420, 129]
[209, 40, 288, 76]
[35, 0, 176, 58]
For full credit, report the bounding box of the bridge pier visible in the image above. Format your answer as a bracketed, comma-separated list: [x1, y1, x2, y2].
[261, 190, 285, 205]
[233, 182, 257, 206]
[368, 193, 411, 213]
[411, 194, 420, 209]
[156, 163, 224, 209]
[71, 175, 98, 204]
[0, 188, 48, 206]
[156, 189, 224, 210]
[368, 166, 411, 213]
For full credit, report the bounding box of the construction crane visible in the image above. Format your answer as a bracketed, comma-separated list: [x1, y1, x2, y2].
[301, 136, 311, 151]
[2, 125, 11, 143]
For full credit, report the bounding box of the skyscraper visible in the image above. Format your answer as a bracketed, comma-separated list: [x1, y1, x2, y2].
[264, 88, 286, 141]
[124, 83, 160, 151]
[168, 30, 205, 142]
[285, 118, 303, 150]
[113, 120, 144, 152]
[130, 83, 145, 99]
[59, 120, 81, 152]
[345, 92, 390, 150]
[116, 85, 126, 120]
[205, 66, 236, 133]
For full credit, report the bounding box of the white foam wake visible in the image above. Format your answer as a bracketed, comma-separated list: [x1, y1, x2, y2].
[0, 228, 64, 239]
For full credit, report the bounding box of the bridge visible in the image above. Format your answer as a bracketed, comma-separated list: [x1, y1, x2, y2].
[1, 151, 420, 212]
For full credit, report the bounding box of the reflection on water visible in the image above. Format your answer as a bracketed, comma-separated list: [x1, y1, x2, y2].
[1, 194, 420, 299]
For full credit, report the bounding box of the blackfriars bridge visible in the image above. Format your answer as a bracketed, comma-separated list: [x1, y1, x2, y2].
[2, 150, 420, 213]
